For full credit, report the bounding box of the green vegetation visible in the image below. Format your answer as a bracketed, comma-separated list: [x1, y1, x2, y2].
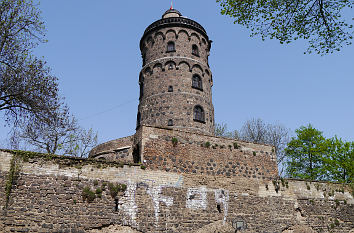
[272, 180, 280, 193]
[171, 137, 178, 146]
[233, 142, 239, 149]
[285, 124, 354, 183]
[82, 187, 96, 203]
[108, 183, 127, 199]
[216, 0, 353, 55]
[5, 155, 20, 208]
[205, 142, 211, 148]
[95, 188, 103, 198]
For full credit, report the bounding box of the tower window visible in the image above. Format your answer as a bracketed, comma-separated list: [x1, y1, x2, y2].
[168, 63, 174, 70]
[192, 44, 199, 56]
[168, 86, 173, 92]
[192, 74, 203, 91]
[142, 53, 146, 66]
[139, 82, 144, 99]
[168, 119, 173, 126]
[193, 105, 205, 123]
[167, 41, 175, 52]
[136, 112, 141, 129]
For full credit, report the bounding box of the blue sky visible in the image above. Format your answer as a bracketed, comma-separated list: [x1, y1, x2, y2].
[1, 0, 354, 147]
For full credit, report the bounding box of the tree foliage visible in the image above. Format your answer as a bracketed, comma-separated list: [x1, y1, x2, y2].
[216, 0, 354, 54]
[0, 0, 59, 125]
[285, 125, 353, 183]
[285, 124, 327, 180]
[323, 136, 353, 183]
[0, 0, 98, 157]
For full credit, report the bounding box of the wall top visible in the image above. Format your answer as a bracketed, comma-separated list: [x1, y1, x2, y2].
[140, 9, 210, 51]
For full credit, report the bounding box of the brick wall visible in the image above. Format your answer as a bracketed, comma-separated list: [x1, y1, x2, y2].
[140, 126, 278, 180]
[0, 150, 353, 232]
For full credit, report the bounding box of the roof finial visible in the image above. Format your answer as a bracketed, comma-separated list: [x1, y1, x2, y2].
[170, 0, 173, 10]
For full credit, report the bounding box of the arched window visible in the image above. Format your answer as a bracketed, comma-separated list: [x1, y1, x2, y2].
[167, 62, 174, 70]
[192, 44, 199, 56]
[168, 119, 173, 126]
[192, 74, 203, 91]
[168, 86, 173, 92]
[167, 41, 175, 52]
[139, 82, 144, 99]
[193, 105, 205, 123]
[136, 112, 141, 129]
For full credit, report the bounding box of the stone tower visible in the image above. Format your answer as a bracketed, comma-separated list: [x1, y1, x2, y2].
[137, 8, 215, 135]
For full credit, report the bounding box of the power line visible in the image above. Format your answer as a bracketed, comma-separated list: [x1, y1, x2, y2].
[79, 98, 137, 121]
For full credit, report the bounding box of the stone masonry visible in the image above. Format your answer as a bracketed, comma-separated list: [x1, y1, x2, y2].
[137, 9, 214, 135]
[1, 7, 353, 233]
[0, 150, 353, 232]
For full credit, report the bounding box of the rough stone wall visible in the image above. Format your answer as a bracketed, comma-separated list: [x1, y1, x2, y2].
[89, 135, 134, 163]
[140, 125, 278, 180]
[138, 15, 215, 135]
[1, 150, 353, 233]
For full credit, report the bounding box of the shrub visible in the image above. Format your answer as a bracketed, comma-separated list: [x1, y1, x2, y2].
[205, 142, 211, 148]
[93, 180, 99, 186]
[172, 137, 178, 146]
[82, 187, 96, 203]
[233, 142, 239, 149]
[108, 183, 127, 199]
[96, 188, 103, 198]
[253, 151, 257, 156]
[140, 165, 146, 170]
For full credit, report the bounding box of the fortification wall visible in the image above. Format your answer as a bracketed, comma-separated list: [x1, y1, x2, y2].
[89, 135, 135, 163]
[0, 150, 353, 233]
[140, 125, 278, 180]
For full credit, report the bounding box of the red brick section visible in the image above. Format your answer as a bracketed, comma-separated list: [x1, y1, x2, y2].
[140, 126, 278, 180]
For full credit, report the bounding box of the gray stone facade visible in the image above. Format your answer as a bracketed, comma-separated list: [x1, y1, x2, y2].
[137, 9, 215, 135]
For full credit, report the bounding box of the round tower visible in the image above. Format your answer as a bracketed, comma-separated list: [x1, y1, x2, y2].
[137, 8, 215, 135]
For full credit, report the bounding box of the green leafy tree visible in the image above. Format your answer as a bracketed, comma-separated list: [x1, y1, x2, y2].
[323, 137, 354, 183]
[216, 0, 354, 55]
[0, 0, 59, 126]
[285, 124, 328, 180]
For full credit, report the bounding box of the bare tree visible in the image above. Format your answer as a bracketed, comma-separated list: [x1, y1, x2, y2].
[239, 118, 267, 143]
[239, 118, 290, 174]
[66, 128, 98, 158]
[18, 105, 78, 154]
[266, 124, 290, 165]
[214, 123, 239, 139]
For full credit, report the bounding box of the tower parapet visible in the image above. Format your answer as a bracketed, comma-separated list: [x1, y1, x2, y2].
[137, 9, 215, 135]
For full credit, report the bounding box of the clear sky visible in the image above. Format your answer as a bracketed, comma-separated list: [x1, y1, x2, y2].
[1, 0, 354, 147]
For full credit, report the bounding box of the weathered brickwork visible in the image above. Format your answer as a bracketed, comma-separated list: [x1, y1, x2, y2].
[137, 9, 215, 135]
[0, 151, 353, 233]
[140, 125, 278, 180]
[89, 135, 135, 162]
